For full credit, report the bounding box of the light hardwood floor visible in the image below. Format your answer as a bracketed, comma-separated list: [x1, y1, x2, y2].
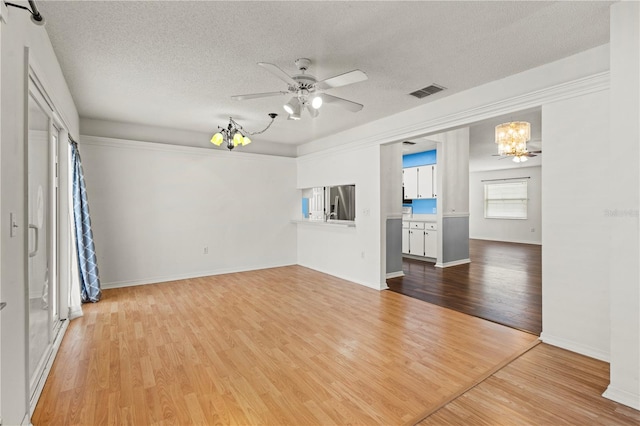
[32, 266, 637, 425]
[33, 266, 536, 425]
[420, 343, 640, 425]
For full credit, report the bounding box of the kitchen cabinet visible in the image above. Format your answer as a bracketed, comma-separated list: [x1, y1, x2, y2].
[403, 165, 437, 199]
[402, 222, 410, 254]
[402, 221, 438, 259]
[424, 229, 437, 258]
[403, 167, 418, 199]
[408, 222, 425, 255]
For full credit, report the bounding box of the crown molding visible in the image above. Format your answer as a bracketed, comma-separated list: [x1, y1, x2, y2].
[80, 135, 296, 164]
[299, 71, 609, 160]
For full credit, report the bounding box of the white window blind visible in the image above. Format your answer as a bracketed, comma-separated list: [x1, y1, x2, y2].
[484, 181, 528, 219]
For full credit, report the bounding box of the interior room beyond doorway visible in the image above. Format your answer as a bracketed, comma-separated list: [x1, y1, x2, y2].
[388, 239, 542, 335]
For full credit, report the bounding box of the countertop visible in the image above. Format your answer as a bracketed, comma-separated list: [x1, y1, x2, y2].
[402, 215, 437, 223]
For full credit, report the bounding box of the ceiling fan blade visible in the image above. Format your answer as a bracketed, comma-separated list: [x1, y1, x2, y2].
[322, 94, 364, 112]
[231, 91, 289, 101]
[315, 69, 368, 90]
[258, 62, 297, 87]
[525, 153, 538, 157]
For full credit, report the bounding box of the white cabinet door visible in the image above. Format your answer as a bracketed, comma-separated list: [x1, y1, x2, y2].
[409, 229, 424, 256]
[403, 167, 418, 199]
[417, 165, 434, 198]
[424, 230, 437, 258]
[402, 227, 410, 254]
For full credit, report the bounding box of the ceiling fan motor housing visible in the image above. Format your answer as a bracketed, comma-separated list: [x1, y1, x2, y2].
[295, 58, 312, 71]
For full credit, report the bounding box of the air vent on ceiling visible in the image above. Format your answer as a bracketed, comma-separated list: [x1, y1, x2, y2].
[409, 84, 446, 99]
[402, 141, 416, 145]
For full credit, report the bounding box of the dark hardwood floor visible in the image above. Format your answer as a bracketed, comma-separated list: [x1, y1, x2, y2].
[387, 239, 542, 335]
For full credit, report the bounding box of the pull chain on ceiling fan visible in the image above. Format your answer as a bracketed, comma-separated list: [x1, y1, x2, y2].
[231, 58, 368, 120]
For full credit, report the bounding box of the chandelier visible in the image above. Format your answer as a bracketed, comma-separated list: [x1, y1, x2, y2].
[495, 121, 531, 163]
[210, 113, 277, 150]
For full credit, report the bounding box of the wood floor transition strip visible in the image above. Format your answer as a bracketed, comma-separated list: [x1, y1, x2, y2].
[406, 337, 542, 426]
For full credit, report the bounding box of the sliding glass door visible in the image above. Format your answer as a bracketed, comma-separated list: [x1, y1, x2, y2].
[27, 80, 62, 401]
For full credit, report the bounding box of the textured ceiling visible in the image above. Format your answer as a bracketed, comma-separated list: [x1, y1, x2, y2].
[39, 1, 611, 152]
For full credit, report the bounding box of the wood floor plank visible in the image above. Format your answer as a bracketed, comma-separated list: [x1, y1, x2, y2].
[420, 344, 640, 425]
[388, 239, 542, 334]
[33, 265, 538, 425]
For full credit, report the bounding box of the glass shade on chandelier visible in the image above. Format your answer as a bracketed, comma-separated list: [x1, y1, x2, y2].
[495, 121, 531, 161]
[210, 128, 251, 149]
[210, 118, 252, 150]
[210, 114, 277, 151]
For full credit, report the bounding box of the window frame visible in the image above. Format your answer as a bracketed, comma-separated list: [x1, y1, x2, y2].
[484, 180, 528, 220]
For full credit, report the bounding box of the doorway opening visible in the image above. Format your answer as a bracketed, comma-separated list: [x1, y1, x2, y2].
[386, 109, 543, 335]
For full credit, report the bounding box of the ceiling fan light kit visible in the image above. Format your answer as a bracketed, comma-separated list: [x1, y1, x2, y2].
[232, 58, 367, 120]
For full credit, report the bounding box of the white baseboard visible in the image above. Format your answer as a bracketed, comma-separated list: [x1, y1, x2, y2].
[386, 271, 404, 279]
[101, 262, 297, 289]
[435, 258, 471, 268]
[102, 262, 388, 292]
[540, 332, 610, 362]
[603, 385, 640, 410]
[68, 305, 83, 320]
[402, 254, 436, 263]
[297, 263, 384, 291]
[470, 237, 542, 245]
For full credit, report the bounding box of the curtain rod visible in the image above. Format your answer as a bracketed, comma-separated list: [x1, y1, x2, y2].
[481, 176, 530, 182]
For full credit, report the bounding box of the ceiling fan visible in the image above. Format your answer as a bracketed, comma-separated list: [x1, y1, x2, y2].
[493, 150, 542, 163]
[231, 58, 368, 120]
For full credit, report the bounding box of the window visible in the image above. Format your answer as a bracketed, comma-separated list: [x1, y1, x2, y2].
[484, 181, 528, 219]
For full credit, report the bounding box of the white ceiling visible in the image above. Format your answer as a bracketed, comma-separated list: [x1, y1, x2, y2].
[401, 108, 541, 172]
[38, 1, 612, 152]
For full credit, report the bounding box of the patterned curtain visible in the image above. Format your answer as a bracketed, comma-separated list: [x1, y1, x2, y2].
[70, 140, 101, 303]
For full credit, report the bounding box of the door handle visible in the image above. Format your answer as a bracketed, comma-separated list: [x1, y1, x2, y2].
[29, 224, 39, 258]
[0, 302, 6, 311]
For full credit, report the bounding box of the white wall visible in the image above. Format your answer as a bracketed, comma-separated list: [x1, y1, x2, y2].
[431, 128, 470, 216]
[541, 90, 610, 361]
[604, 1, 640, 409]
[296, 144, 383, 289]
[1, 7, 78, 425]
[470, 166, 542, 244]
[80, 136, 298, 288]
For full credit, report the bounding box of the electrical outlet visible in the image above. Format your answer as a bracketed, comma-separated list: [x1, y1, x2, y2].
[361, 251, 365, 259]
[203, 247, 208, 254]
[530, 228, 535, 233]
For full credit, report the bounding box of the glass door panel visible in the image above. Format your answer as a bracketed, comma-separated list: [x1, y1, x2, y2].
[27, 89, 52, 390]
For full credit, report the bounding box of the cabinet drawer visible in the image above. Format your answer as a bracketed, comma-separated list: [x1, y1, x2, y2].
[425, 223, 437, 230]
[410, 222, 425, 230]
